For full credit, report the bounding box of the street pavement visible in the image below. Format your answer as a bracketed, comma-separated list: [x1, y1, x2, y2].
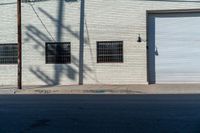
[0, 95, 200, 133]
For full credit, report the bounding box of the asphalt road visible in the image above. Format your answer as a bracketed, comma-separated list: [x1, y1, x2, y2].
[0, 95, 200, 133]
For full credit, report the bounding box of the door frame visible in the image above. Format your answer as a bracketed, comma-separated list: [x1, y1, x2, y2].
[146, 9, 200, 84]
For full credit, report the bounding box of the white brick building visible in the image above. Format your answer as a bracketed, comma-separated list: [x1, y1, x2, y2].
[1, 0, 200, 86]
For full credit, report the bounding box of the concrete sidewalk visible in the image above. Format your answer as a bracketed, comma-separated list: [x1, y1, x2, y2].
[0, 84, 200, 94]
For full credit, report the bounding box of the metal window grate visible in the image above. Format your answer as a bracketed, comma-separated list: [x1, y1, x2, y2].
[22, 0, 48, 3]
[46, 42, 71, 64]
[97, 41, 123, 63]
[0, 44, 18, 64]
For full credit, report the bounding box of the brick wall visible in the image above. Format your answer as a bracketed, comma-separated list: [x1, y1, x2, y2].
[0, 0, 200, 85]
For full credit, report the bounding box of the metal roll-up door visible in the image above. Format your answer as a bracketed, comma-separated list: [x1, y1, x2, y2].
[148, 12, 200, 83]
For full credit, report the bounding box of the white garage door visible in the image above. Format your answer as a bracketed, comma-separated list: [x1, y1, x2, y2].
[148, 12, 200, 83]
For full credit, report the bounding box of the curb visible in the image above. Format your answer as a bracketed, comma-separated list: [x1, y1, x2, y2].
[2, 85, 200, 95]
[0, 89, 15, 94]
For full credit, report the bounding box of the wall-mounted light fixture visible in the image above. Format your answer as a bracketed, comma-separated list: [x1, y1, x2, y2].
[137, 34, 142, 42]
[137, 34, 147, 43]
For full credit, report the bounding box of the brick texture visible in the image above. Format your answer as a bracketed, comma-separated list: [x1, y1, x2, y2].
[0, 0, 200, 85]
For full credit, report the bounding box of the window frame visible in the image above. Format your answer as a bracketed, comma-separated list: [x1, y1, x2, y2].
[96, 41, 124, 63]
[0, 43, 18, 65]
[45, 42, 71, 64]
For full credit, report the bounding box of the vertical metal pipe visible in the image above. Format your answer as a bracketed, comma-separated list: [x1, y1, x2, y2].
[17, 0, 22, 89]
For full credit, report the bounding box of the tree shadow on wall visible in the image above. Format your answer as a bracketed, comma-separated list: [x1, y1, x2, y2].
[24, 0, 94, 85]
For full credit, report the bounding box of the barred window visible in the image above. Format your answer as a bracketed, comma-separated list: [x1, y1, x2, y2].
[97, 41, 123, 63]
[22, 0, 78, 3]
[22, 0, 47, 3]
[46, 42, 71, 64]
[0, 44, 18, 64]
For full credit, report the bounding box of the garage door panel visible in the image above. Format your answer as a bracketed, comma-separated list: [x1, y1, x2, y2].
[148, 13, 200, 83]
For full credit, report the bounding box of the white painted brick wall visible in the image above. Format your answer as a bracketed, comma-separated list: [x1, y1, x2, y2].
[83, 0, 200, 84]
[0, 0, 200, 85]
[0, 0, 17, 86]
